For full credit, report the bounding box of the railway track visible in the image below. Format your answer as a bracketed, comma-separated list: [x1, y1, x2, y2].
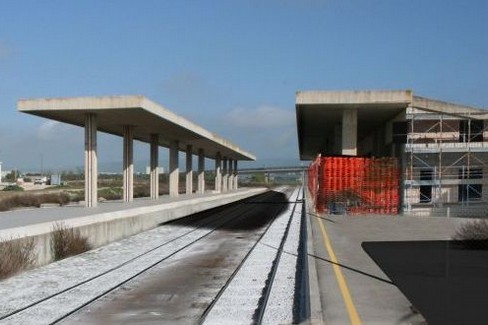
[201, 186, 304, 324]
[0, 186, 306, 324]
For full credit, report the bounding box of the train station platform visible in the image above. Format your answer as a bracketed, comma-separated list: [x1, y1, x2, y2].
[0, 188, 267, 266]
[306, 199, 470, 324]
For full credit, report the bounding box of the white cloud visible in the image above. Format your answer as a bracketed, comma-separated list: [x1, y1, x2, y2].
[37, 120, 62, 140]
[223, 105, 295, 129]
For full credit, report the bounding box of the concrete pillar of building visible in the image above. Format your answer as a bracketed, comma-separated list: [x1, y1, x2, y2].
[215, 152, 222, 192]
[169, 140, 179, 197]
[150, 134, 159, 200]
[123, 125, 134, 202]
[186, 145, 193, 195]
[233, 160, 238, 190]
[228, 159, 234, 191]
[342, 108, 358, 156]
[198, 149, 205, 194]
[222, 157, 228, 192]
[85, 113, 98, 207]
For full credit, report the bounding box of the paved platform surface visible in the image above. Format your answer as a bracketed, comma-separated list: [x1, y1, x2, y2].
[0, 189, 257, 231]
[307, 211, 469, 324]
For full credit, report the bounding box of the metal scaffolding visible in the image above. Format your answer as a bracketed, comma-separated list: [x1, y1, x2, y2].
[404, 105, 488, 217]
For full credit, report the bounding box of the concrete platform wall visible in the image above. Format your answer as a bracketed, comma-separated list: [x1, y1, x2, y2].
[0, 188, 267, 267]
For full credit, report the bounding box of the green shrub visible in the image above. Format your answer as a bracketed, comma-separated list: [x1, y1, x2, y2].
[0, 238, 36, 280]
[2, 185, 24, 192]
[51, 223, 91, 261]
[98, 187, 123, 200]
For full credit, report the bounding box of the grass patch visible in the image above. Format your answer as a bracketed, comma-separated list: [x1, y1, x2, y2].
[98, 187, 123, 200]
[0, 238, 36, 280]
[51, 223, 92, 261]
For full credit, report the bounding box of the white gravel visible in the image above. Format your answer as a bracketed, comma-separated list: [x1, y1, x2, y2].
[203, 187, 303, 325]
[0, 209, 229, 324]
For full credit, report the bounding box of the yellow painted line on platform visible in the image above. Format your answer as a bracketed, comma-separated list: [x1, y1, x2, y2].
[318, 218, 362, 325]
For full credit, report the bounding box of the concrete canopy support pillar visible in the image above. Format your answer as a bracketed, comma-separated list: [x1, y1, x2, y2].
[186, 145, 193, 195]
[198, 149, 205, 194]
[342, 108, 358, 156]
[222, 157, 228, 192]
[215, 152, 222, 192]
[84, 113, 98, 207]
[123, 125, 134, 202]
[169, 140, 179, 197]
[228, 159, 234, 191]
[233, 160, 238, 190]
[150, 134, 159, 200]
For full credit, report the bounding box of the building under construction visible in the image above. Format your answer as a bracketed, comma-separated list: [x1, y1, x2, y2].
[296, 90, 488, 217]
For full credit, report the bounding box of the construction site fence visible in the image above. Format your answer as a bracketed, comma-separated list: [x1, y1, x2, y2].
[308, 156, 400, 215]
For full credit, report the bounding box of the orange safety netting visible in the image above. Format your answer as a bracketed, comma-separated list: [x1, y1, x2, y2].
[308, 156, 400, 215]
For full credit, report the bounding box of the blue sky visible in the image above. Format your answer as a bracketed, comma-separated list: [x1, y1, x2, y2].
[0, 0, 487, 171]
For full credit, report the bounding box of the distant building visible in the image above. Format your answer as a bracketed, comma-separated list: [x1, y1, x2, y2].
[145, 166, 165, 175]
[297, 90, 488, 217]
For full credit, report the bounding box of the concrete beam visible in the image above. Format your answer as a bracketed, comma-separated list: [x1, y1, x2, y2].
[186, 145, 193, 195]
[84, 113, 98, 207]
[150, 134, 159, 200]
[169, 140, 179, 197]
[198, 149, 205, 194]
[296, 90, 413, 105]
[342, 108, 357, 156]
[215, 152, 222, 192]
[222, 157, 228, 192]
[123, 126, 134, 202]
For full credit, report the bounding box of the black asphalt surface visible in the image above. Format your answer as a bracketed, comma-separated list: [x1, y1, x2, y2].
[362, 240, 488, 325]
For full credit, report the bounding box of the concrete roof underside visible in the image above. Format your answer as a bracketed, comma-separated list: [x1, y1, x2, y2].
[296, 90, 487, 160]
[18, 96, 255, 161]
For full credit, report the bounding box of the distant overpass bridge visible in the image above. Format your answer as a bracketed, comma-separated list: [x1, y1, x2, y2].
[237, 166, 308, 174]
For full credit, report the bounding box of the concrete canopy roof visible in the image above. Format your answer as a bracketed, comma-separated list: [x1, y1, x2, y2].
[18, 95, 255, 161]
[296, 90, 488, 160]
[296, 90, 412, 160]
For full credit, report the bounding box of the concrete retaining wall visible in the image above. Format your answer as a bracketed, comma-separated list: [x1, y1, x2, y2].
[0, 188, 267, 267]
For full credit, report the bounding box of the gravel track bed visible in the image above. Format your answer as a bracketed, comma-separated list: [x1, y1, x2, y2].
[202, 187, 302, 324]
[0, 188, 305, 324]
[0, 203, 243, 324]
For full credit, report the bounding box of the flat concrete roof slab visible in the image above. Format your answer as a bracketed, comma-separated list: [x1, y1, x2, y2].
[18, 96, 255, 161]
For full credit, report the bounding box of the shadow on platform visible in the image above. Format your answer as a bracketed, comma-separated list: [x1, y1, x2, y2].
[362, 240, 488, 325]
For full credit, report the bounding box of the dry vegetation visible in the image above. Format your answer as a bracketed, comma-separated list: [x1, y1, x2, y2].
[0, 192, 71, 212]
[453, 219, 488, 249]
[51, 223, 91, 261]
[0, 238, 36, 280]
[454, 219, 488, 240]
